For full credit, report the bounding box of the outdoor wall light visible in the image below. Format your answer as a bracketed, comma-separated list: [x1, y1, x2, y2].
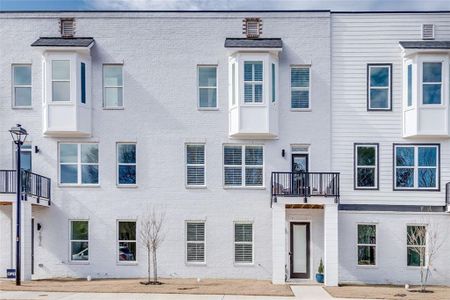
[34, 146, 40, 153]
[281, 149, 285, 157]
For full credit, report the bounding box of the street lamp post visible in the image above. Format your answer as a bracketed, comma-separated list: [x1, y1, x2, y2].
[9, 124, 28, 286]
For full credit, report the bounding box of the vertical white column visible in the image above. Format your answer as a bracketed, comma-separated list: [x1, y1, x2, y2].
[324, 203, 338, 286]
[12, 201, 33, 281]
[272, 203, 286, 284]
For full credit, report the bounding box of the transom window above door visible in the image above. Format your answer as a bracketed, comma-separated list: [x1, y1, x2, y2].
[367, 64, 391, 111]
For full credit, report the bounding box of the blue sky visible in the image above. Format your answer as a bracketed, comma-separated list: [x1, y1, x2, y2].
[1, 0, 450, 11]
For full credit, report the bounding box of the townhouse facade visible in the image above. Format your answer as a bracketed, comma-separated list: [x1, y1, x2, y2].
[0, 10, 449, 287]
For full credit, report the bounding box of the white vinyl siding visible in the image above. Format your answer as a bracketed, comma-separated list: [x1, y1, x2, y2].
[291, 66, 310, 109]
[186, 222, 205, 263]
[224, 145, 263, 187]
[234, 223, 253, 264]
[186, 144, 205, 187]
[12, 64, 32, 107]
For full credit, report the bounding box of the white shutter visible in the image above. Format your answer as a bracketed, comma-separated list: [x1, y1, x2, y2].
[234, 223, 253, 263]
[186, 222, 205, 263]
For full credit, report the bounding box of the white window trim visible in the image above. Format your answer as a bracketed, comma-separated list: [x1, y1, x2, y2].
[354, 144, 378, 190]
[51, 60, 71, 102]
[234, 221, 254, 265]
[185, 143, 206, 188]
[12, 64, 32, 109]
[394, 144, 439, 190]
[58, 143, 99, 187]
[69, 219, 90, 264]
[421, 61, 443, 106]
[368, 64, 391, 111]
[116, 142, 137, 187]
[103, 64, 124, 109]
[197, 65, 218, 110]
[356, 223, 377, 267]
[223, 145, 264, 188]
[290, 65, 311, 111]
[406, 224, 428, 268]
[117, 220, 138, 265]
[243, 61, 264, 105]
[185, 221, 206, 265]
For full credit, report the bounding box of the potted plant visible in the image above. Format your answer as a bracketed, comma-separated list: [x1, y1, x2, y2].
[316, 258, 324, 283]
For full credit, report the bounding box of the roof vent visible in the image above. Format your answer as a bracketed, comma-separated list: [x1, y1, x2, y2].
[60, 18, 75, 37]
[243, 18, 262, 38]
[422, 24, 435, 40]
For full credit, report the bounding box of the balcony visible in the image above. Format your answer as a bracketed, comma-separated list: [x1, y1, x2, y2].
[0, 170, 51, 204]
[271, 172, 340, 206]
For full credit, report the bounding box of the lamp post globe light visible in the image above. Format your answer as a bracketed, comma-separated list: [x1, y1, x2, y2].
[9, 124, 28, 286]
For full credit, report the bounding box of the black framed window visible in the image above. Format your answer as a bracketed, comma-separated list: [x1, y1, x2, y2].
[354, 144, 379, 190]
[367, 64, 392, 111]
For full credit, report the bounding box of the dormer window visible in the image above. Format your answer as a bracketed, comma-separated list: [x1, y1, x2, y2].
[60, 19, 75, 37]
[243, 18, 261, 38]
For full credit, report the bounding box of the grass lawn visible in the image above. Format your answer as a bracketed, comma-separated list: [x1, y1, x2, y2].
[0, 277, 293, 297]
[325, 285, 450, 300]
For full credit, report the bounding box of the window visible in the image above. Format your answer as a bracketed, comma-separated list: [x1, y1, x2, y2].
[231, 63, 236, 106]
[357, 224, 376, 266]
[271, 63, 276, 102]
[186, 144, 205, 186]
[118, 221, 136, 262]
[59, 143, 99, 185]
[291, 66, 310, 109]
[186, 222, 205, 263]
[81, 62, 86, 104]
[354, 144, 378, 189]
[407, 64, 413, 107]
[52, 60, 70, 102]
[244, 61, 263, 103]
[407, 225, 426, 267]
[103, 65, 123, 108]
[224, 145, 263, 187]
[70, 220, 89, 262]
[368, 64, 391, 110]
[117, 143, 136, 185]
[234, 223, 253, 264]
[422, 62, 442, 105]
[394, 144, 439, 190]
[18, 144, 32, 172]
[12, 64, 32, 107]
[198, 66, 217, 108]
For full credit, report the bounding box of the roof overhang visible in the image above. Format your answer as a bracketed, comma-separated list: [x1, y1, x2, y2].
[399, 41, 450, 57]
[31, 37, 95, 53]
[225, 38, 282, 55]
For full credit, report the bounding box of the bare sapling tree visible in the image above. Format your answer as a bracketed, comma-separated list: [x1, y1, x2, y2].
[407, 220, 445, 292]
[140, 207, 166, 285]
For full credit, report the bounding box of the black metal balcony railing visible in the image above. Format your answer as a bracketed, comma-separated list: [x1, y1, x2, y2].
[271, 172, 340, 205]
[0, 170, 51, 201]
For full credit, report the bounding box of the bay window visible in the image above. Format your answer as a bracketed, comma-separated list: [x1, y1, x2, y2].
[422, 62, 442, 105]
[244, 61, 263, 103]
[52, 60, 70, 101]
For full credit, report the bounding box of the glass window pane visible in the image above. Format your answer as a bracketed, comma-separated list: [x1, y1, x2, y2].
[291, 68, 309, 88]
[357, 168, 375, 187]
[199, 88, 217, 108]
[81, 144, 98, 163]
[423, 84, 441, 104]
[254, 62, 263, 81]
[254, 84, 263, 102]
[104, 87, 123, 107]
[224, 146, 242, 165]
[407, 64, 412, 106]
[14, 65, 31, 85]
[71, 241, 89, 261]
[423, 62, 441, 82]
[418, 147, 437, 166]
[224, 167, 242, 185]
[245, 168, 263, 186]
[272, 63, 276, 102]
[61, 165, 78, 184]
[186, 145, 204, 164]
[291, 90, 309, 109]
[407, 248, 424, 267]
[244, 62, 253, 81]
[187, 243, 204, 262]
[187, 166, 205, 185]
[396, 168, 414, 188]
[71, 221, 88, 240]
[119, 165, 136, 184]
[396, 147, 414, 166]
[60, 144, 78, 163]
[245, 147, 263, 165]
[119, 222, 136, 240]
[81, 165, 99, 184]
[118, 144, 136, 163]
[357, 146, 376, 166]
[370, 89, 389, 109]
[407, 226, 426, 245]
[370, 66, 389, 87]
[81, 62, 86, 104]
[119, 242, 136, 261]
[198, 67, 216, 87]
[14, 87, 32, 106]
[104, 65, 123, 86]
[52, 60, 70, 80]
[235, 244, 253, 263]
[418, 168, 436, 188]
[358, 246, 376, 265]
[244, 83, 253, 103]
[235, 224, 253, 242]
[358, 225, 376, 244]
[20, 150, 32, 172]
[187, 223, 205, 241]
[52, 81, 70, 101]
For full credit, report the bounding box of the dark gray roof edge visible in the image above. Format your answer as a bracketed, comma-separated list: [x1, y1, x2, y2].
[225, 38, 282, 48]
[339, 204, 446, 212]
[1, 10, 449, 14]
[31, 37, 95, 47]
[399, 41, 450, 49]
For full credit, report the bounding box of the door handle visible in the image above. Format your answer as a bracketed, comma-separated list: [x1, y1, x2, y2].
[289, 252, 292, 256]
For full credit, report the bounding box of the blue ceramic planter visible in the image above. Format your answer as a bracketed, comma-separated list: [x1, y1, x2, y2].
[315, 273, 324, 283]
